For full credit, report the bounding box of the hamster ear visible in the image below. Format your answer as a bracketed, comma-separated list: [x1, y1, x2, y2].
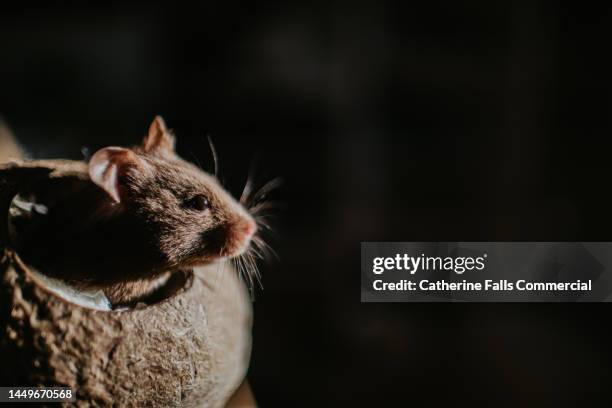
[88, 147, 142, 203]
[142, 115, 175, 155]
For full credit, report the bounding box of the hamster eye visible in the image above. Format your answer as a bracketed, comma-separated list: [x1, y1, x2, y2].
[185, 195, 210, 211]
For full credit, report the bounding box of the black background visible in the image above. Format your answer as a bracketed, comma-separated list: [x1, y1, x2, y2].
[1, 2, 611, 406]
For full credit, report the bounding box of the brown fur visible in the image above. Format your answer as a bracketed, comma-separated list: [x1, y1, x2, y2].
[6, 117, 256, 306]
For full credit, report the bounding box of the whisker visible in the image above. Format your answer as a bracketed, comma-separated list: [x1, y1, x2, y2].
[246, 252, 262, 288]
[253, 235, 280, 261]
[238, 256, 251, 293]
[250, 177, 283, 206]
[249, 201, 284, 217]
[242, 255, 255, 296]
[236, 159, 280, 296]
[242, 251, 261, 288]
[206, 134, 220, 178]
[254, 216, 272, 228]
[248, 246, 266, 260]
[240, 177, 255, 206]
[232, 257, 243, 286]
[240, 154, 261, 205]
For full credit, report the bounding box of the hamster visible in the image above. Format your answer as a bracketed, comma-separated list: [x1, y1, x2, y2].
[12, 116, 258, 306]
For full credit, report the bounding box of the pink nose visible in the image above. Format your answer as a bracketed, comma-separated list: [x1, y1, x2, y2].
[242, 219, 257, 237]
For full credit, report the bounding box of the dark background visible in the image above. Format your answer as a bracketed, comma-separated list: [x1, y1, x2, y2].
[1, 2, 611, 406]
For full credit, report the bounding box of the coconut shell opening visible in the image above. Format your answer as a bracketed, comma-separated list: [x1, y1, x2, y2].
[23, 253, 193, 312]
[8, 188, 195, 311]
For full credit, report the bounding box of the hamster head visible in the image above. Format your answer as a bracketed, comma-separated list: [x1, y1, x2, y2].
[88, 116, 257, 270]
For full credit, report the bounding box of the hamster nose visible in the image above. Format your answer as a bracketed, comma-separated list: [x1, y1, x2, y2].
[242, 218, 257, 238]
